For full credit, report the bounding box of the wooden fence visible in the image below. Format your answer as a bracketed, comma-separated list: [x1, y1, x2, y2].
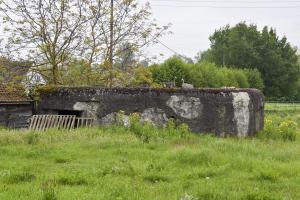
[29, 115, 95, 131]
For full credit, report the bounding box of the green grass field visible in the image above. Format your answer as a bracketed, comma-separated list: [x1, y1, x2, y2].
[0, 107, 299, 200]
[265, 102, 300, 111]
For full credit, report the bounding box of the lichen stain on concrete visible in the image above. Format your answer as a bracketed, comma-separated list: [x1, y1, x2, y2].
[100, 108, 167, 127]
[166, 95, 202, 119]
[100, 112, 130, 127]
[232, 92, 250, 137]
[73, 102, 99, 119]
[141, 108, 168, 127]
[100, 112, 117, 125]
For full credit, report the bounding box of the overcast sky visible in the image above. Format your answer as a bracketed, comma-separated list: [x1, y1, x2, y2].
[138, 0, 300, 61]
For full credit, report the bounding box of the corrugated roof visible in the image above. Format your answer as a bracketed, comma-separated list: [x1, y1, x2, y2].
[0, 84, 32, 103]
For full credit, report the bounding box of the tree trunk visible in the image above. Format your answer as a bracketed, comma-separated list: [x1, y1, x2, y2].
[52, 64, 59, 85]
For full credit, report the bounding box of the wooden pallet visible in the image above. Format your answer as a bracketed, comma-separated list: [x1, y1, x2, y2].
[29, 115, 95, 131]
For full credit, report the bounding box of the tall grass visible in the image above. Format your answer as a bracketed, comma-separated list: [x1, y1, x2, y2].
[0, 112, 299, 199]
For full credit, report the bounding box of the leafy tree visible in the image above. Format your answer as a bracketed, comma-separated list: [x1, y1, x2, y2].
[59, 59, 105, 86]
[128, 66, 154, 87]
[0, 57, 31, 85]
[114, 43, 138, 72]
[200, 22, 300, 98]
[195, 50, 214, 63]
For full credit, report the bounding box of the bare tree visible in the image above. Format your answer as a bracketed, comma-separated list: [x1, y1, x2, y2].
[85, 0, 171, 86]
[0, 0, 88, 84]
[0, 0, 170, 86]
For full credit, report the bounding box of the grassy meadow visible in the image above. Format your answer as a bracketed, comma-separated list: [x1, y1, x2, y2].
[0, 106, 300, 199]
[265, 102, 300, 112]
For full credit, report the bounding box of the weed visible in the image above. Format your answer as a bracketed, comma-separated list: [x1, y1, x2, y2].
[5, 171, 36, 184]
[258, 115, 298, 142]
[41, 180, 57, 200]
[143, 174, 170, 183]
[26, 132, 39, 145]
[56, 173, 88, 186]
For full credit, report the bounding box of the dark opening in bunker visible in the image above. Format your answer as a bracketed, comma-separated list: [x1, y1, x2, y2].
[58, 110, 82, 117]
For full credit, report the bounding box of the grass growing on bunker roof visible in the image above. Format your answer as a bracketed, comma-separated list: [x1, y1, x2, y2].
[0, 112, 300, 199]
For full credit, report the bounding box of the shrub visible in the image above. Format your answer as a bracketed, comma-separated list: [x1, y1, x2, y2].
[150, 57, 191, 87]
[189, 62, 220, 87]
[128, 66, 154, 87]
[232, 69, 249, 88]
[127, 113, 192, 142]
[243, 68, 264, 91]
[279, 120, 297, 141]
[258, 115, 298, 141]
[128, 113, 154, 143]
[150, 58, 265, 90]
[188, 62, 250, 88]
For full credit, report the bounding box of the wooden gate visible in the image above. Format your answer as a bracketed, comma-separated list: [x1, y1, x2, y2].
[29, 115, 95, 131]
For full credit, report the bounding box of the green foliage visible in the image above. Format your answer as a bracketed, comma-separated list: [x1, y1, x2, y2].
[150, 57, 191, 87]
[0, 56, 31, 86]
[59, 59, 157, 88]
[187, 62, 222, 88]
[127, 113, 191, 143]
[188, 62, 250, 88]
[150, 57, 265, 90]
[243, 68, 265, 91]
[202, 22, 300, 98]
[258, 114, 298, 141]
[128, 66, 154, 87]
[60, 59, 106, 86]
[37, 85, 58, 93]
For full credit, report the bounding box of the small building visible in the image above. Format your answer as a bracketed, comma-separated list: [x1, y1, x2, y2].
[38, 87, 264, 137]
[0, 85, 33, 128]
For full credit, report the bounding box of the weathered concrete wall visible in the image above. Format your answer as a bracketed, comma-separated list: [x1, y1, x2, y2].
[38, 87, 264, 137]
[0, 104, 33, 128]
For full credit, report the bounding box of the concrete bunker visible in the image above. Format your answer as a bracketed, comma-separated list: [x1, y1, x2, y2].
[38, 87, 264, 137]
